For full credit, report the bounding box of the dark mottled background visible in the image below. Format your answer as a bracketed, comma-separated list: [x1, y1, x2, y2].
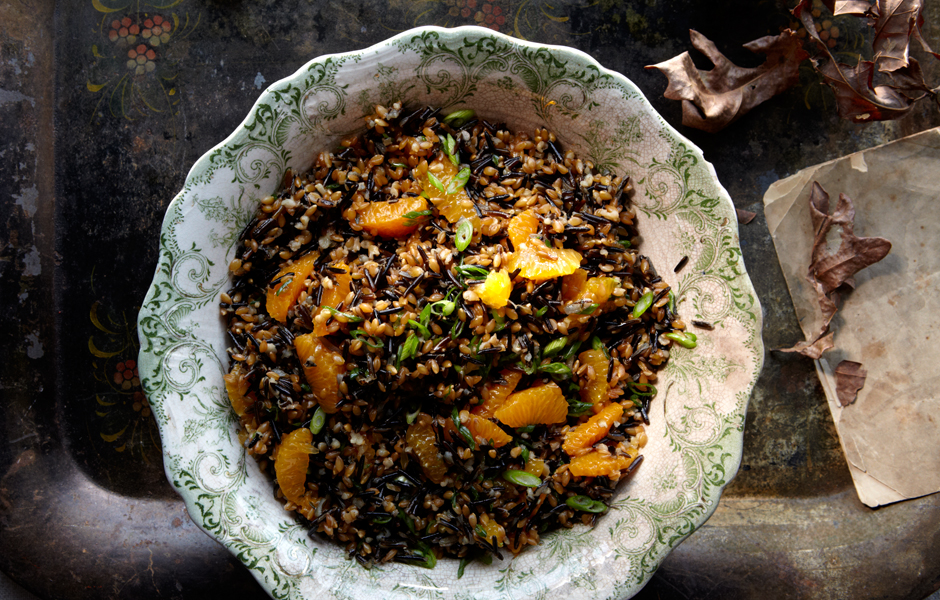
[1, 0, 939, 598]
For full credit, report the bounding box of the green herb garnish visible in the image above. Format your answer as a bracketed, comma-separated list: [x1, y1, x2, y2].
[324, 306, 364, 323]
[427, 171, 446, 194]
[446, 167, 471, 195]
[444, 133, 459, 165]
[309, 407, 326, 435]
[442, 109, 475, 127]
[455, 217, 473, 252]
[566, 495, 607, 513]
[662, 331, 697, 348]
[542, 337, 567, 358]
[631, 291, 654, 319]
[502, 469, 541, 488]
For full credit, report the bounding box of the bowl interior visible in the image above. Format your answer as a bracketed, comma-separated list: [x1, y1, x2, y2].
[138, 25, 763, 600]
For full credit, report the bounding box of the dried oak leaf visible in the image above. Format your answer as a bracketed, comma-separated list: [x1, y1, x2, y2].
[869, 0, 924, 72]
[835, 360, 868, 406]
[646, 29, 808, 133]
[736, 208, 757, 224]
[778, 182, 891, 357]
[779, 331, 835, 359]
[807, 181, 892, 295]
[793, 0, 934, 122]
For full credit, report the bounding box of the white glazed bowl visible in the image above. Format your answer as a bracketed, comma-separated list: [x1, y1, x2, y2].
[138, 25, 763, 600]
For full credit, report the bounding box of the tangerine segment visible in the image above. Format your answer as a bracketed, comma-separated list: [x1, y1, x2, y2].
[524, 456, 546, 478]
[474, 269, 512, 309]
[578, 349, 610, 412]
[479, 517, 506, 547]
[473, 369, 523, 418]
[275, 427, 314, 506]
[507, 209, 539, 250]
[568, 450, 635, 477]
[494, 381, 569, 428]
[293, 334, 345, 413]
[421, 159, 482, 231]
[266, 251, 319, 323]
[466, 414, 512, 448]
[561, 269, 588, 302]
[562, 402, 624, 456]
[407, 414, 447, 484]
[580, 276, 617, 305]
[313, 262, 352, 336]
[224, 366, 253, 417]
[359, 195, 429, 238]
[507, 241, 582, 282]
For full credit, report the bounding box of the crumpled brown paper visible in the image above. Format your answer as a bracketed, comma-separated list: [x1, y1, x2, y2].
[764, 126, 940, 508]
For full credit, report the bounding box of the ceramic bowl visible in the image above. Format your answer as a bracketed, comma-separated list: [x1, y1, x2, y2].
[138, 25, 763, 600]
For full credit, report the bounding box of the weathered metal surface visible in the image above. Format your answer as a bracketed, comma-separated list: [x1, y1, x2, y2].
[1, 1, 938, 599]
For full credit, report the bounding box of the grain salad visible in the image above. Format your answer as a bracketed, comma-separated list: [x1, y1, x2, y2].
[219, 103, 696, 569]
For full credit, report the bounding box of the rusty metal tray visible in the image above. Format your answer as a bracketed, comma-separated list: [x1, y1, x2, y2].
[1, 1, 938, 598]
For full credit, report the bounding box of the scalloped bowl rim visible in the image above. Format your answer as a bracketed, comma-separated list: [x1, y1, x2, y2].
[138, 24, 763, 600]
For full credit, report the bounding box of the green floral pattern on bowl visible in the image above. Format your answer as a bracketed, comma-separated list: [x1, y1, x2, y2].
[138, 25, 763, 600]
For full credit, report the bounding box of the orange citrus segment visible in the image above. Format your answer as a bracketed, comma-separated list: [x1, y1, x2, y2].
[568, 451, 635, 477]
[524, 456, 546, 478]
[466, 414, 512, 448]
[494, 381, 569, 428]
[479, 518, 506, 547]
[407, 414, 448, 484]
[224, 366, 253, 417]
[507, 209, 539, 250]
[294, 334, 346, 413]
[473, 369, 523, 418]
[266, 252, 318, 323]
[421, 158, 482, 232]
[578, 349, 610, 412]
[562, 402, 624, 456]
[313, 262, 352, 336]
[561, 269, 589, 302]
[581, 276, 617, 305]
[274, 427, 313, 506]
[359, 195, 429, 238]
[474, 269, 512, 309]
[507, 241, 582, 282]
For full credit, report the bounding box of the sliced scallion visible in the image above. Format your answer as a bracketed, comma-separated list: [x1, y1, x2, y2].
[565, 495, 607, 513]
[309, 407, 326, 435]
[662, 331, 697, 348]
[455, 217, 473, 252]
[502, 469, 541, 487]
[631, 291, 654, 319]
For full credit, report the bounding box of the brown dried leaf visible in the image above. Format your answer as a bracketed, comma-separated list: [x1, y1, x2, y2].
[870, 0, 924, 72]
[807, 181, 892, 295]
[833, 0, 872, 15]
[646, 29, 808, 132]
[777, 182, 890, 358]
[794, 0, 934, 122]
[736, 208, 757, 224]
[778, 331, 835, 359]
[835, 360, 868, 406]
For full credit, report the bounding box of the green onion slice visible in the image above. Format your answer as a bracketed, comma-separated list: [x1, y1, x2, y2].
[442, 109, 475, 127]
[445, 133, 459, 165]
[325, 306, 364, 323]
[631, 291, 654, 319]
[662, 331, 697, 349]
[542, 337, 567, 358]
[566, 495, 607, 513]
[446, 167, 471, 195]
[309, 407, 326, 435]
[455, 217, 473, 252]
[427, 171, 446, 193]
[539, 362, 572, 378]
[502, 469, 542, 488]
